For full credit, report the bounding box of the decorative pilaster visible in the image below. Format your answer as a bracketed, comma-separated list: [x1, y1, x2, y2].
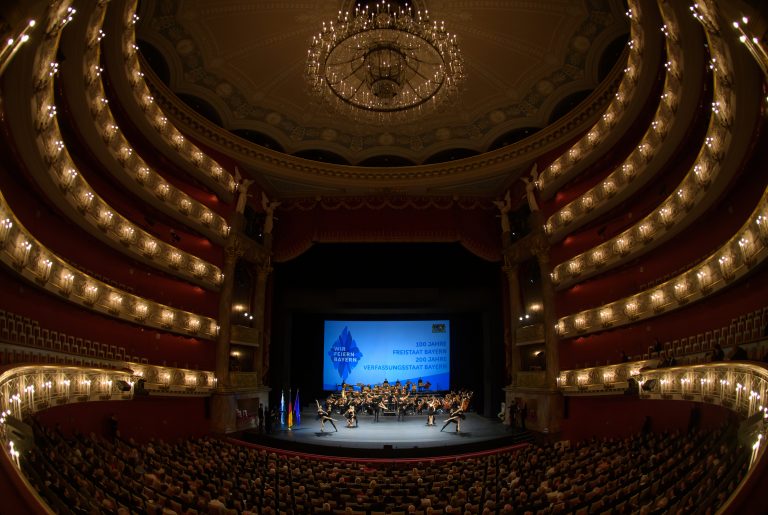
[502, 264, 523, 386]
[530, 227, 559, 390]
[252, 261, 272, 385]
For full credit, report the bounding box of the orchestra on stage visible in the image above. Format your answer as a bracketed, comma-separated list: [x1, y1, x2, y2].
[316, 379, 472, 432]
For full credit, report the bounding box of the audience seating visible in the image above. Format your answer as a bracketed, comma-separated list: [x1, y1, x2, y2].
[24, 419, 748, 514]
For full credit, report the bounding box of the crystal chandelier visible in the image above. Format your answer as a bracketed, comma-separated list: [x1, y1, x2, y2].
[306, 1, 465, 123]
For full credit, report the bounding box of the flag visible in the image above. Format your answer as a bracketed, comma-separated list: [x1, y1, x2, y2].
[294, 389, 301, 426]
[287, 388, 294, 428]
[280, 390, 285, 426]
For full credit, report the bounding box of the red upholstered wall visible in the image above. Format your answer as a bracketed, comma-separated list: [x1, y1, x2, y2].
[0, 267, 216, 369]
[558, 266, 768, 369]
[34, 396, 210, 442]
[561, 396, 733, 441]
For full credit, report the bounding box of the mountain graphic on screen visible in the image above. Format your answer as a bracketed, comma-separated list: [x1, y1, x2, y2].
[328, 326, 363, 381]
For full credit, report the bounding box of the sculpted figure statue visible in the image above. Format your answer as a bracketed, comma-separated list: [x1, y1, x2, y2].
[520, 163, 539, 212]
[493, 190, 512, 233]
[261, 192, 281, 235]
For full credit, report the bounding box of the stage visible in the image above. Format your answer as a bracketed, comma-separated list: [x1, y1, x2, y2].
[234, 408, 532, 458]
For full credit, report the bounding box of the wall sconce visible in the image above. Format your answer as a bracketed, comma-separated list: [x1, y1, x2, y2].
[693, 163, 711, 187]
[638, 222, 654, 242]
[673, 279, 689, 304]
[171, 133, 184, 150]
[35, 255, 53, 284]
[602, 179, 617, 198]
[179, 198, 192, 215]
[567, 259, 582, 278]
[75, 190, 94, 213]
[141, 238, 158, 258]
[659, 205, 675, 228]
[83, 283, 99, 305]
[168, 251, 183, 269]
[118, 224, 135, 245]
[718, 252, 735, 280]
[624, 299, 640, 320]
[581, 195, 595, 212]
[599, 308, 613, 328]
[135, 166, 150, 185]
[591, 248, 607, 268]
[186, 317, 201, 334]
[622, 162, 635, 181]
[755, 215, 768, 243]
[155, 182, 170, 201]
[13, 238, 32, 268]
[0, 218, 13, 246]
[107, 292, 123, 314]
[96, 209, 114, 230]
[59, 271, 75, 296]
[614, 236, 631, 256]
[574, 314, 587, 333]
[58, 168, 78, 191]
[133, 302, 149, 321]
[201, 210, 213, 226]
[191, 261, 208, 278]
[650, 290, 666, 312]
[738, 233, 756, 266]
[696, 266, 713, 293]
[160, 310, 175, 328]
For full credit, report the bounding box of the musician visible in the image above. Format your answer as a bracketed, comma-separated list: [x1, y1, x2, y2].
[345, 405, 358, 428]
[440, 405, 465, 433]
[316, 400, 338, 432]
[373, 396, 381, 422]
[397, 392, 409, 421]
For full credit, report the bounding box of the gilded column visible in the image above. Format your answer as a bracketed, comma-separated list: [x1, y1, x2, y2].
[502, 263, 523, 385]
[252, 261, 272, 385]
[530, 230, 559, 390]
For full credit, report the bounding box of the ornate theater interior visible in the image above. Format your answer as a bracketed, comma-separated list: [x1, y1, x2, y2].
[1, 0, 768, 513]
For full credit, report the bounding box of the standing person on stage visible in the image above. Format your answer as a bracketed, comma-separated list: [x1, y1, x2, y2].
[440, 405, 465, 433]
[316, 400, 338, 432]
[345, 405, 358, 428]
[373, 396, 381, 422]
[426, 398, 437, 426]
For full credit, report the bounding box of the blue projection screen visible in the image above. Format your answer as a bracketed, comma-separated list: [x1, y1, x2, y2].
[323, 320, 450, 391]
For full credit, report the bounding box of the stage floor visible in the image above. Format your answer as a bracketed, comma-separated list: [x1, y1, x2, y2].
[234, 408, 531, 458]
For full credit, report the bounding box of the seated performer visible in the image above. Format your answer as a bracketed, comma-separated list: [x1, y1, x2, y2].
[345, 405, 358, 428]
[316, 400, 337, 432]
[440, 405, 466, 433]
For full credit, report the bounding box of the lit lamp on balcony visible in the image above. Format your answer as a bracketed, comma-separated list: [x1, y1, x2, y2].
[96, 209, 113, 230]
[201, 210, 213, 226]
[658, 205, 675, 228]
[673, 279, 690, 304]
[693, 163, 712, 187]
[58, 167, 78, 192]
[677, 187, 693, 211]
[107, 292, 123, 314]
[567, 259, 582, 278]
[755, 214, 768, 243]
[622, 162, 636, 181]
[624, 299, 640, 320]
[75, 189, 94, 212]
[186, 317, 201, 334]
[135, 166, 150, 185]
[718, 252, 735, 280]
[35, 255, 53, 284]
[191, 261, 207, 279]
[614, 236, 631, 257]
[599, 307, 613, 328]
[0, 218, 13, 246]
[602, 179, 618, 198]
[118, 224, 135, 245]
[573, 314, 588, 333]
[82, 283, 99, 306]
[168, 250, 182, 269]
[738, 233, 756, 266]
[59, 271, 75, 296]
[591, 248, 607, 268]
[160, 310, 175, 328]
[12, 238, 32, 269]
[638, 222, 654, 243]
[141, 237, 159, 258]
[178, 198, 192, 215]
[696, 266, 713, 293]
[650, 289, 666, 313]
[133, 302, 149, 321]
[155, 182, 170, 201]
[581, 195, 595, 212]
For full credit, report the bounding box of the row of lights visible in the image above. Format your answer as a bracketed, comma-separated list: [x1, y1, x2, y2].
[32, 66, 225, 288]
[555, 200, 768, 337]
[79, 17, 231, 242]
[121, 9, 237, 195]
[537, 1, 645, 192]
[0, 203, 219, 339]
[544, 8, 685, 239]
[550, 14, 735, 290]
